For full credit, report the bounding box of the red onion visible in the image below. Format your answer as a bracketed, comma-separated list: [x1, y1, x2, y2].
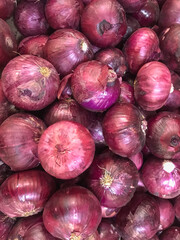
[98, 219, 120, 240]
[1, 55, 60, 111]
[0, 169, 56, 218]
[14, 0, 49, 36]
[129, 151, 143, 170]
[0, 211, 16, 240]
[44, 29, 94, 77]
[43, 186, 102, 239]
[150, 235, 159, 240]
[0, 113, 46, 171]
[174, 195, 180, 221]
[115, 192, 160, 240]
[0, 0, 16, 20]
[38, 120, 95, 179]
[123, 28, 160, 74]
[86, 231, 100, 240]
[86, 150, 139, 208]
[95, 48, 127, 77]
[102, 102, 146, 157]
[136, 177, 147, 192]
[45, 0, 84, 30]
[81, 0, 127, 48]
[119, 81, 135, 104]
[134, 61, 172, 111]
[141, 156, 180, 199]
[101, 205, 120, 218]
[159, 226, 180, 240]
[71, 60, 120, 112]
[18, 35, 48, 58]
[117, 0, 147, 13]
[57, 73, 73, 99]
[146, 111, 180, 159]
[0, 161, 12, 185]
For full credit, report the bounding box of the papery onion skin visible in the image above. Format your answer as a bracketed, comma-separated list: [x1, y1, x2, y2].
[117, 0, 147, 13]
[43, 186, 102, 239]
[18, 35, 48, 58]
[0, 0, 16, 20]
[57, 73, 73, 99]
[81, 0, 127, 48]
[45, 0, 84, 30]
[101, 205, 120, 218]
[174, 195, 180, 221]
[159, 226, 180, 240]
[0, 113, 46, 171]
[0, 170, 56, 218]
[119, 81, 135, 104]
[38, 120, 95, 179]
[0, 211, 16, 240]
[44, 29, 94, 77]
[102, 102, 146, 157]
[141, 156, 180, 199]
[0, 161, 12, 185]
[129, 151, 143, 170]
[71, 60, 120, 112]
[134, 61, 171, 111]
[146, 111, 180, 159]
[123, 28, 160, 74]
[14, 0, 49, 36]
[1, 55, 60, 111]
[115, 192, 160, 240]
[98, 219, 121, 240]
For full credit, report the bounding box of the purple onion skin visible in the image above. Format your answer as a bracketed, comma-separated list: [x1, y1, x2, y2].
[115, 192, 160, 240]
[44, 29, 94, 77]
[123, 28, 160, 75]
[57, 73, 73, 99]
[0, 170, 56, 218]
[150, 235, 159, 240]
[0, 162, 12, 185]
[43, 186, 102, 239]
[1, 55, 60, 111]
[45, 0, 84, 30]
[119, 81, 135, 104]
[159, 226, 180, 240]
[0, 113, 46, 171]
[98, 219, 121, 240]
[81, 0, 127, 48]
[174, 195, 180, 221]
[0, 211, 16, 240]
[117, 0, 147, 13]
[101, 205, 120, 218]
[141, 156, 180, 199]
[0, 0, 16, 20]
[18, 35, 48, 58]
[129, 151, 143, 170]
[14, 0, 49, 36]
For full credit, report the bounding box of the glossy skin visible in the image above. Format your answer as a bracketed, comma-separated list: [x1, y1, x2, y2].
[0, 211, 16, 240]
[98, 219, 120, 240]
[101, 205, 120, 218]
[159, 226, 180, 240]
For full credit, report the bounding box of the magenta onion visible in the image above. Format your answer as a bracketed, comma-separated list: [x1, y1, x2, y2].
[44, 29, 94, 76]
[146, 111, 180, 159]
[71, 60, 120, 112]
[117, 0, 147, 13]
[0, 211, 16, 240]
[43, 186, 102, 239]
[0, 0, 16, 20]
[38, 120, 95, 179]
[98, 219, 120, 240]
[159, 226, 180, 240]
[101, 205, 120, 218]
[123, 28, 160, 74]
[18, 35, 48, 58]
[1, 55, 60, 111]
[141, 156, 180, 199]
[81, 0, 127, 48]
[134, 61, 172, 111]
[115, 192, 160, 240]
[119, 81, 135, 104]
[0, 113, 46, 171]
[129, 151, 143, 170]
[174, 195, 180, 221]
[14, 0, 49, 36]
[0, 161, 12, 185]
[0, 170, 56, 218]
[45, 0, 84, 30]
[102, 102, 146, 157]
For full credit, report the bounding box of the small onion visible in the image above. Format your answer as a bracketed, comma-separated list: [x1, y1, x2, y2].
[0, 211, 16, 240]
[174, 195, 180, 221]
[98, 219, 120, 240]
[0, 170, 56, 218]
[0, 0, 16, 20]
[101, 205, 120, 218]
[43, 186, 102, 239]
[159, 226, 180, 240]
[57, 73, 73, 99]
[117, 0, 147, 13]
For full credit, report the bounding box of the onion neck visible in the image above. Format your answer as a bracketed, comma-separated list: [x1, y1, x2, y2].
[97, 20, 112, 35]
[100, 170, 113, 188]
[70, 233, 81, 240]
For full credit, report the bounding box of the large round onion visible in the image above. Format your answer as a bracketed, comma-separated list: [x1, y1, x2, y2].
[86, 150, 139, 208]
[38, 120, 95, 179]
[0, 170, 56, 218]
[44, 29, 94, 77]
[115, 192, 160, 240]
[81, 0, 127, 48]
[117, 0, 147, 13]
[43, 186, 102, 239]
[174, 195, 180, 221]
[159, 226, 180, 240]
[1, 55, 60, 111]
[0, 211, 16, 240]
[0, 113, 46, 171]
[71, 60, 120, 112]
[98, 219, 120, 240]
[141, 156, 180, 199]
[102, 102, 146, 157]
[134, 61, 172, 111]
[0, 0, 16, 20]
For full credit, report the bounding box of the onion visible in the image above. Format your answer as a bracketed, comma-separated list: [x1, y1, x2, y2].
[0, 113, 46, 171]
[57, 73, 73, 99]
[38, 120, 95, 179]
[117, 0, 147, 13]
[174, 195, 180, 221]
[44, 29, 94, 77]
[101, 205, 120, 218]
[98, 219, 121, 240]
[119, 81, 135, 104]
[18, 35, 48, 58]
[123, 28, 160, 74]
[14, 0, 49, 36]
[95, 48, 127, 77]
[0, 211, 16, 240]
[150, 235, 159, 240]
[81, 0, 127, 48]
[86, 150, 139, 208]
[141, 156, 180, 199]
[146, 111, 180, 159]
[43, 186, 102, 239]
[102, 102, 146, 157]
[1, 54, 60, 111]
[0, 169, 56, 218]
[71, 60, 120, 112]
[0, 162, 12, 185]
[45, 0, 84, 30]
[134, 61, 172, 111]
[136, 177, 147, 192]
[159, 226, 180, 240]
[0, 0, 16, 20]
[129, 152, 143, 170]
[115, 192, 160, 240]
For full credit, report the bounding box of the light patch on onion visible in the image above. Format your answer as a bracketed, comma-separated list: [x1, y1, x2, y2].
[163, 160, 175, 173]
[5, 37, 13, 49]
[100, 168, 113, 189]
[80, 40, 88, 52]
